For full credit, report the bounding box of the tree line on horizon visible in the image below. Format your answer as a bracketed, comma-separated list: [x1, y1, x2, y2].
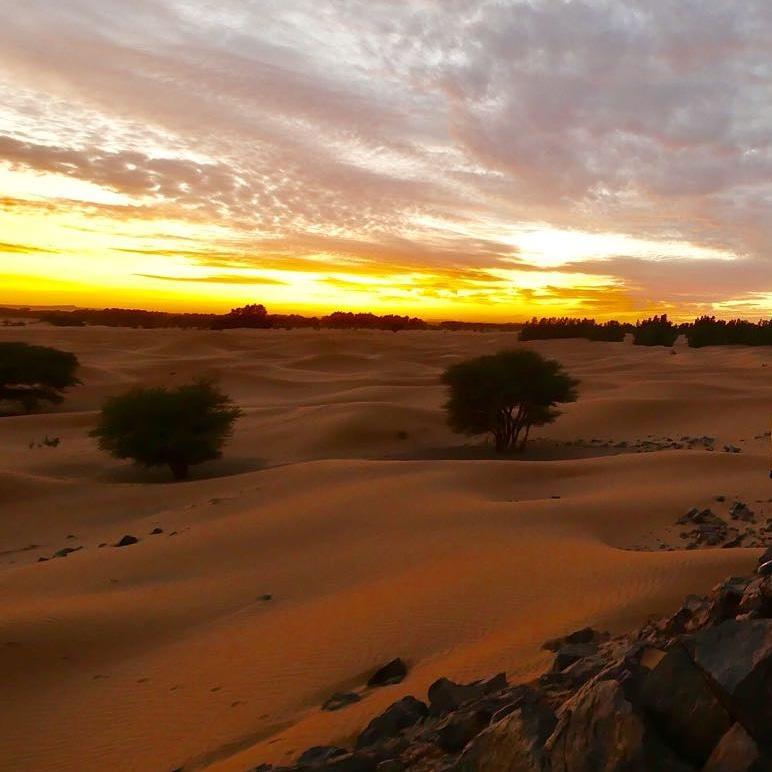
[2, 304, 771, 345]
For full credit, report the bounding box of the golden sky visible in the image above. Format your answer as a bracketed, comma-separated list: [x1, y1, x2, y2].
[1, 1, 770, 321]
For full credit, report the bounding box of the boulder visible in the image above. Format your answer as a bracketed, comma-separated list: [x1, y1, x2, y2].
[115, 535, 139, 547]
[427, 673, 507, 715]
[455, 698, 556, 772]
[434, 708, 491, 753]
[738, 576, 772, 618]
[703, 723, 761, 772]
[355, 697, 428, 749]
[688, 619, 772, 743]
[542, 627, 605, 652]
[639, 645, 732, 765]
[552, 642, 598, 672]
[367, 659, 408, 688]
[545, 678, 690, 772]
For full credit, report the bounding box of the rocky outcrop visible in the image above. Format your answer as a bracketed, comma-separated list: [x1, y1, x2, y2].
[257, 560, 772, 771]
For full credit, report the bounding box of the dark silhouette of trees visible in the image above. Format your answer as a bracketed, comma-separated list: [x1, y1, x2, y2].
[0, 342, 80, 413]
[90, 380, 242, 480]
[320, 312, 428, 331]
[632, 315, 679, 347]
[684, 316, 772, 347]
[211, 304, 271, 329]
[442, 350, 579, 453]
[520, 317, 627, 342]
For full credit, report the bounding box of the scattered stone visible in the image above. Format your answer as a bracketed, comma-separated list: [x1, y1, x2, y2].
[367, 658, 408, 688]
[730, 501, 756, 522]
[115, 535, 139, 547]
[150, 527, 163, 535]
[323, 692, 362, 712]
[53, 546, 82, 558]
[270, 566, 772, 772]
[258, 594, 273, 601]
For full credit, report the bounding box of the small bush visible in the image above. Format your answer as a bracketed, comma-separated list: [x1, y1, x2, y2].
[442, 349, 579, 453]
[0, 342, 80, 413]
[91, 380, 242, 480]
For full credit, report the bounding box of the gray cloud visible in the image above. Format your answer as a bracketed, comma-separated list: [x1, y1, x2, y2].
[0, 0, 769, 312]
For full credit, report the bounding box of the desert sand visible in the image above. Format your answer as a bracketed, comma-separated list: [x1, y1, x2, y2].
[0, 326, 770, 771]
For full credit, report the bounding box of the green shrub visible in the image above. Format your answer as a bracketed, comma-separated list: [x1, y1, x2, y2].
[91, 380, 241, 479]
[0, 342, 80, 413]
[442, 350, 579, 453]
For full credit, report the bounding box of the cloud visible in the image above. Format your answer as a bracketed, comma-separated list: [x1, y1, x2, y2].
[135, 273, 286, 285]
[0, 0, 769, 314]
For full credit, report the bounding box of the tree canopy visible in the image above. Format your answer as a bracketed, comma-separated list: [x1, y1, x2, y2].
[442, 349, 579, 453]
[0, 341, 80, 413]
[90, 380, 242, 479]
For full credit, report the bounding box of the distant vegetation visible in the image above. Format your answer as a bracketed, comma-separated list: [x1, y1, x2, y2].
[632, 315, 680, 347]
[683, 316, 772, 348]
[2, 305, 771, 344]
[520, 317, 628, 342]
[0, 342, 80, 413]
[91, 380, 241, 480]
[442, 349, 579, 453]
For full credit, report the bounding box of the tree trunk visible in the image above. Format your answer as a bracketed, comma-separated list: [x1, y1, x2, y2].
[168, 460, 189, 480]
[519, 423, 532, 451]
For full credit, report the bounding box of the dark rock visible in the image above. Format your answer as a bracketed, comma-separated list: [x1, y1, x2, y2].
[323, 692, 362, 712]
[730, 502, 756, 522]
[367, 658, 408, 688]
[542, 626, 605, 652]
[552, 642, 598, 671]
[375, 761, 403, 772]
[455, 698, 556, 772]
[53, 546, 81, 558]
[703, 723, 761, 772]
[427, 673, 506, 715]
[546, 678, 690, 772]
[355, 697, 428, 749]
[296, 746, 348, 766]
[150, 527, 163, 535]
[639, 644, 732, 765]
[435, 708, 491, 753]
[115, 535, 139, 547]
[688, 619, 772, 743]
[325, 752, 377, 772]
[259, 594, 273, 601]
[758, 560, 772, 577]
[738, 576, 772, 618]
[759, 547, 772, 566]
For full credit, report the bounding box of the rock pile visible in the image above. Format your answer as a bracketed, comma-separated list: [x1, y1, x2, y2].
[259, 558, 772, 771]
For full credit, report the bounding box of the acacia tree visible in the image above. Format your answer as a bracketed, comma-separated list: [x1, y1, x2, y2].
[442, 350, 579, 453]
[91, 380, 242, 480]
[0, 342, 80, 413]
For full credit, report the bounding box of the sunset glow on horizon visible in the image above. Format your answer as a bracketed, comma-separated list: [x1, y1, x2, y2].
[1, 2, 770, 321]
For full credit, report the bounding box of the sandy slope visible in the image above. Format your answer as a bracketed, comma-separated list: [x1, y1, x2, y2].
[0, 326, 769, 771]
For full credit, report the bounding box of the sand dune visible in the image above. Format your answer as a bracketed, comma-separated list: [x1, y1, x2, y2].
[0, 326, 769, 770]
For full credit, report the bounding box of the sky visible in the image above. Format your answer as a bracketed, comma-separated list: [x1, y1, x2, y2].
[0, 0, 770, 321]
